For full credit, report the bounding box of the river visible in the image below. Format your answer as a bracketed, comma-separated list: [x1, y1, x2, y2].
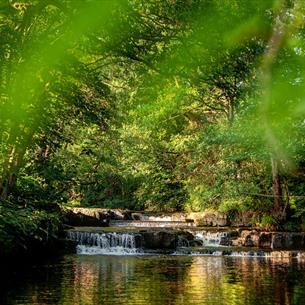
[1, 254, 305, 305]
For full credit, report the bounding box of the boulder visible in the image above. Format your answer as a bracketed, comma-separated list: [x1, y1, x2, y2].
[231, 231, 305, 250]
[230, 212, 255, 227]
[142, 231, 178, 249]
[242, 230, 256, 247]
[271, 233, 305, 250]
[232, 230, 260, 247]
[131, 213, 143, 220]
[188, 212, 229, 227]
[258, 232, 272, 248]
[141, 231, 194, 249]
[64, 208, 132, 226]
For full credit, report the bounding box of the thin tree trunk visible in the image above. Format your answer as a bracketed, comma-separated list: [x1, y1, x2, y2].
[0, 173, 16, 201]
[0, 181, 9, 201]
[0, 143, 23, 201]
[227, 99, 234, 126]
[271, 157, 282, 216]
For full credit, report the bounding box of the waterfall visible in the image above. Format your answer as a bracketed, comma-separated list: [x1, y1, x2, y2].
[194, 231, 230, 247]
[66, 230, 286, 258]
[66, 231, 143, 255]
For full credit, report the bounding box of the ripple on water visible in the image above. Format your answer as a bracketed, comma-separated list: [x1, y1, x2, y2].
[2, 255, 305, 305]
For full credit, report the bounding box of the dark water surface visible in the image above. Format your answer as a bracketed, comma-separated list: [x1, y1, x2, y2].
[1, 255, 305, 305]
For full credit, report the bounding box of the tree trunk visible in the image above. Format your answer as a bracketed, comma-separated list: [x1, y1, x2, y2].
[0, 144, 21, 201]
[0, 181, 9, 201]
[271, 157, 282, 216]
[227, 99, 234, 126]
[0, 173, 17, 201]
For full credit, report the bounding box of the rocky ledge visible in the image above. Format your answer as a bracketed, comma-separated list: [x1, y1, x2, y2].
[64, 208, 253, 227]
[231, 230, 305, 250]
[64, 208, 131, 226]
[66, 227, 305, 251]
[63, 209, 305, 251]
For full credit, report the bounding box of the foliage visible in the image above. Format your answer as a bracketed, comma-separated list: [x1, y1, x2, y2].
[0, 201, 62, 257]
[0, 0, 305, 233]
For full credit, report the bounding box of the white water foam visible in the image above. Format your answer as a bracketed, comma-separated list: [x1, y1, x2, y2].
[194, 231, 228, 247]
[76, 245, 143, 255]
[172, 250, 268, 257]
[66, 231, 144, 255]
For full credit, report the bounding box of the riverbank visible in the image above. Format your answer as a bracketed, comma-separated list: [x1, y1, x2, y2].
[2, 206, 305, 260]
[0, 202, 67, 260]
[63, 208, 305, 257]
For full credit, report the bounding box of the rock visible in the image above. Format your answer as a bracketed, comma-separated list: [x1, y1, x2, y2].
[271, 233, 305, 250]
[226, 230, 239, 238]
[218, 230, 239, 246]
[251, 232, 260, 247]
[109, 210, 131, 220]
[64, 209, 107, 226]
[258, 232, 272, 248]
[142, 231, 178, 249]
[237, 230, 253, 247]
[230, 212, 255, 227]
[64, 208, 132, 226]
[141, 231, 194, 249]
[178, 231, 195, 247]
[240, 230, 252, 239]
[188, 212, 229, 227]
[219, 236, 232, 246]
[232, 230, 260, 247]
[131, 213, 142, 220]
[185, 219, 194, 223]
[290, 233, 305, 249]
[231, 231, 305, 250]
[190, 239, 203, 247]
[244, 236, 255, 247]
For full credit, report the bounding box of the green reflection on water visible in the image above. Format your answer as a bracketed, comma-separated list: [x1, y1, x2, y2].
[2, 255, 305, 305]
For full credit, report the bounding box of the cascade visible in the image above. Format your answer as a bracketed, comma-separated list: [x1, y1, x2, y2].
[65, 210, 305, 258]
[66, 231, 143, 255]
[194, 231, 230, 246]
[66, 230, 304, 258]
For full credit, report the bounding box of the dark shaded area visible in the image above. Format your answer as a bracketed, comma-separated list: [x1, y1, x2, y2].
[1, 255, 305, 305]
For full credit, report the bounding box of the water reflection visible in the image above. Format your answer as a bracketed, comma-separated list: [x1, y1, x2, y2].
[2, 255, 305, 305]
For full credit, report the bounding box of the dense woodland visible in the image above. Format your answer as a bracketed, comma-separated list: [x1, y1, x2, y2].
[0, 0, 305, 254]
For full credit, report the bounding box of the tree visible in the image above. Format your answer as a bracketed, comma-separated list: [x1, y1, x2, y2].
[0, 0, 123, 201]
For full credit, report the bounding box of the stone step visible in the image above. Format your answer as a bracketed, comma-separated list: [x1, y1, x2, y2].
[109, 220, 196, 228]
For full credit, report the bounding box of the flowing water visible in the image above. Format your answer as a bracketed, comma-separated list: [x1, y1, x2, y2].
[1, 255, 305, 305]
[66, 231, 143, 255]
[3, 227, 305, 304]
[65, 230, 275, 257]
[109, 220, 196, 227]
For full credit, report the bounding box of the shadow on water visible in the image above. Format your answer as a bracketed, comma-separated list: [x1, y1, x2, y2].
[1, 255, 305, 305]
